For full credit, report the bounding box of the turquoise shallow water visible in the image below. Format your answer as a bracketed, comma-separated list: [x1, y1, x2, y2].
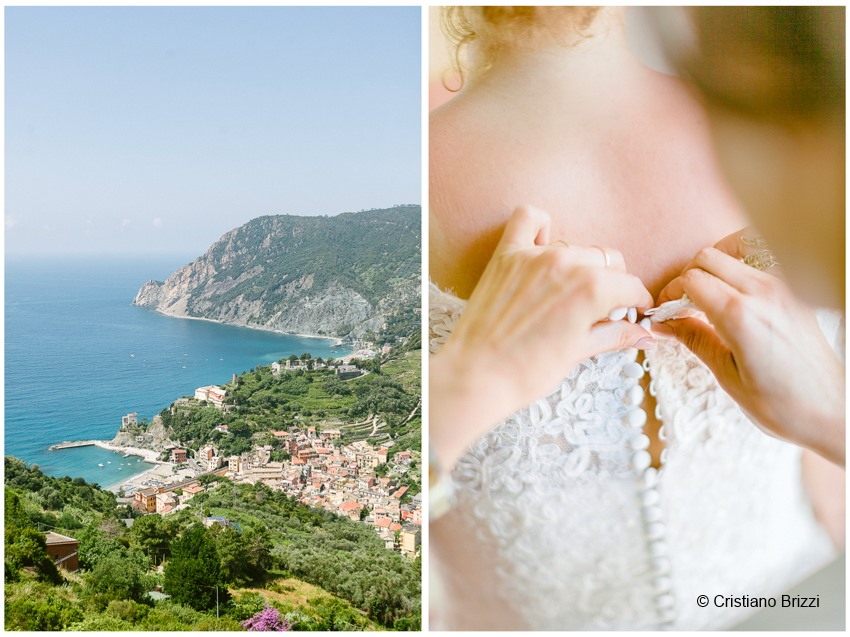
[5, 255, 351, 488]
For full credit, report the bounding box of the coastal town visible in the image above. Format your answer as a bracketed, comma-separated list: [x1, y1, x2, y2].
[64, 351, 423, 560]
[119, 423, 421, 559]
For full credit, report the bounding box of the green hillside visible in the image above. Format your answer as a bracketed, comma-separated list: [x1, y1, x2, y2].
[199, 206, 420, 317]
[4, 458, 420, 631]
[160, 348, 422, 462]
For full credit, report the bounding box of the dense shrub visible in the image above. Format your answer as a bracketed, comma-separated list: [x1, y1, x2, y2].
[5, 582, 82, 630]
[4, 524, 61, 584]
[5, 457, 117, 516]
[164, 524, 228, 612]
[86, 553, 148, 605]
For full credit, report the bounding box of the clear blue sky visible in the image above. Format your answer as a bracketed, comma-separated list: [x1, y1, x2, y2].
[5, 7, 421, 257]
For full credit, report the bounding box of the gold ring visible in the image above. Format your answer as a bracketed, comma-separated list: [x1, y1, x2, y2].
[591, 245, 611, 269]
[743, 249, 778, 271]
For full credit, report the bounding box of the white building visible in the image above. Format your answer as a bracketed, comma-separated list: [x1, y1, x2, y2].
[197, 444, 222, 472]
[227, 455, 243, 476]
[194, 385, 226, 409]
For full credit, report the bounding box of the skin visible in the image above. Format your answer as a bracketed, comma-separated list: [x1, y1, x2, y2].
[431, 10, 748, 301]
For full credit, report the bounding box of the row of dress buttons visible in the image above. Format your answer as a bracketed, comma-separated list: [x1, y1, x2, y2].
[623, 353, 676, 627]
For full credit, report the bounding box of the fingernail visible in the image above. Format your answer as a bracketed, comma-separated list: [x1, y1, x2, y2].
[639, 318, 652, 332]
[608, 307, 628, 321]
[636, 337, 656, 350]
[627, 307, 637, 324]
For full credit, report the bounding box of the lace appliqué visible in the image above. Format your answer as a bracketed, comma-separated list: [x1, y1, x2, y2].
[429, 283, 837, 630]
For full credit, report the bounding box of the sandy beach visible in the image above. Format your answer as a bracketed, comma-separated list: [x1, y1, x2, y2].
[104, 461, 175, 494]
[88, 441, 180, 493]
[92, 440, 163, 464]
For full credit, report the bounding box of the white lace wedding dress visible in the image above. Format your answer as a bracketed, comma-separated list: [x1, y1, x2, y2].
[430, 283, 840, 631]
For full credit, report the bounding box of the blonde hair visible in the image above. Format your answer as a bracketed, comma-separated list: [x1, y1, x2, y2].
[442, 6, 601, 87]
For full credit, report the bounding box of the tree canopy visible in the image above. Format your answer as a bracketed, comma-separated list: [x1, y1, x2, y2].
[164, 524, 228, 611]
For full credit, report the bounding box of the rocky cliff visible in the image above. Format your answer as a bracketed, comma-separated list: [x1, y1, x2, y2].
[134, 206, 420, 339]
[111, 415, 175, 451]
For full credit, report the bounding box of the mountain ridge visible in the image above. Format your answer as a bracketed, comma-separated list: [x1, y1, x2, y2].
[133, 206, 420, 340]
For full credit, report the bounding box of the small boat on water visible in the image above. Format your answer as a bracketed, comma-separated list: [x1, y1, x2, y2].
[107, 461, 111, 464]
[98, 463, 104, 467]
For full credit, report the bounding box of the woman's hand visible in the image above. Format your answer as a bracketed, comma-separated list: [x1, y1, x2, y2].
[431, 205, 654, 470]
[654, 229, 845, 466]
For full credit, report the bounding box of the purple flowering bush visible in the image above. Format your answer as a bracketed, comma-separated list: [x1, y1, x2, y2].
[241, 604, 290, 632]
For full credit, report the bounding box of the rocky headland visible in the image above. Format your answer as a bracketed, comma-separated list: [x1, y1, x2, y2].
[133, 206, 420, 340]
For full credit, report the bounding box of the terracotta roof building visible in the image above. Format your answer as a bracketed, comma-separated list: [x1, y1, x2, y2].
[44, 532, 79, 572]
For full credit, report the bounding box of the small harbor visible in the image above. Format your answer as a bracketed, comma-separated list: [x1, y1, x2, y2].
[47, 440, 99, 451]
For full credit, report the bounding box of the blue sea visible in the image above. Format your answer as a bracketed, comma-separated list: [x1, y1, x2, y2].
[5, 255, 351, 489]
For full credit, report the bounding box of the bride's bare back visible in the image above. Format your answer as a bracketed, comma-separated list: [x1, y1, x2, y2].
[430, 19, 748, 301]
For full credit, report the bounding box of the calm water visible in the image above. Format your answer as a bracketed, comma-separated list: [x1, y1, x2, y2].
[5, 255, 351, 488]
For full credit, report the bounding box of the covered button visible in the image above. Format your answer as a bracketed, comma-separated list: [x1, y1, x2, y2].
[630, 434, 650, 450]
[625, 384, 645, 406]
[623, 362, 645, 378]
[631, 450, 652, 471]
[624, 408, 647, 429]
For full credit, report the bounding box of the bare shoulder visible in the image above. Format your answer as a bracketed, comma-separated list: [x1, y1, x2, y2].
[630, 70, 717, 161]
[638, 71, 747, 219]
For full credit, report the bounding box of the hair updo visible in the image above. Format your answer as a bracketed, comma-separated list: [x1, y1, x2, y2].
[442, 6, 601, 88]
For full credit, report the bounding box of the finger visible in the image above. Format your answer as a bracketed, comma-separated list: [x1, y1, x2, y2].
[651, 317, 740, 387]
[536, 218, 551, 246]
[710, 234, 788, 281]
[585, 269, 654, 314]
[583, 320, 655, 359]
[664, 269, 776, 357]
[694, 246, 777, 294]
[497, 205, 552, 252]
[657, 266, 738, 308]
[656, 273, 686, 306]
[714, 228, 760, 259]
